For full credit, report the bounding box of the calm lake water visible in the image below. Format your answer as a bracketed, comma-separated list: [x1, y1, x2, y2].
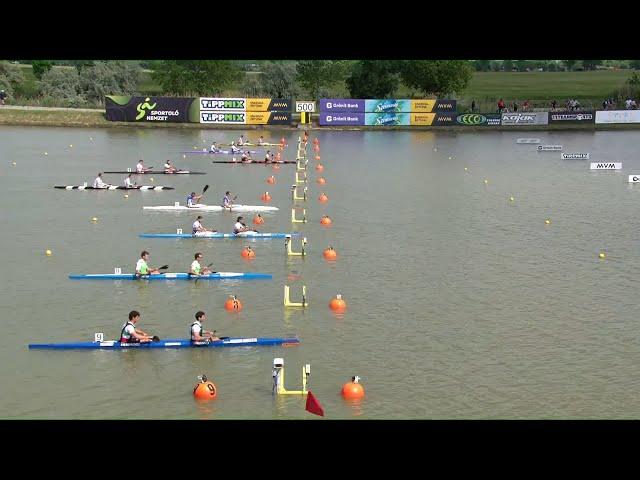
[1, 125, 640, 419]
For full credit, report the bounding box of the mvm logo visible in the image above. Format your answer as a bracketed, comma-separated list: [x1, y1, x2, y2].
[436, 102, 455, 110]
[590, 162, 622, 170]
[272, 114, 290, 121]
[201, 112, 245, 123]
[271, 101, 290, 109]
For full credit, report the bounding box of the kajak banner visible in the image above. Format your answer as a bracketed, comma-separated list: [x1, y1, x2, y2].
[199, 98, 292, 112]
[200, 111, 292, 125]
[319, 99, 456, 113]
[501, 112, 549, 125]
[105, 96, 200, 122]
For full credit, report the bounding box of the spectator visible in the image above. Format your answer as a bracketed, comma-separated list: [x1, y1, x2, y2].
[471, 99, 476, 112]
[626, 98, 633, 109]
[0, 89, 7, 105]
[512, 102, 519, 112]
[551, 99, 557, 110]
[523, 100, 529, 111]
[497, 98, 505, 113]
[602, 99, 608, 110]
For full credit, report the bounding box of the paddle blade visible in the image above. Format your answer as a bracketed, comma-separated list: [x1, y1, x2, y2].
[202, 184, 209, 194]
[305, 390, 325, 417]
[158, 265, 169, 270]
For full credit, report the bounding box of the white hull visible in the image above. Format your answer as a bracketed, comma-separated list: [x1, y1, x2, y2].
[143, 203, 279, 212]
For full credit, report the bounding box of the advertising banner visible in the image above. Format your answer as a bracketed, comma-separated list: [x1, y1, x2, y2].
[549, 111, 595, 123]
[105, 96, 199, 122]
[595, 110, 640, 124]
[319, 99, 365, 113]
[200, 111, 247, 124]
[501, 112, 549, 125]
[590, 162, 622, 170]
[537, 145, 563, 151]
[199, 98, 292, 112]
[628, 175, 640, 183]
[455, 113, 502, 126]
[562, 153, 590, 159]
[246, 111, 292, 125]
[365, 112, 410, 126]
[318, 113, 365, 126]
[409, 113, 457, 126]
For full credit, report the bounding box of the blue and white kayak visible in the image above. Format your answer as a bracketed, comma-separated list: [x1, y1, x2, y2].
[143, 204, 279, 212]
[139, 232, 301, 239]
[55, 185, 174, 190]
[183, 150, 259, 155]
[69, 272, 272, 280]
[29, 336, 300, 350]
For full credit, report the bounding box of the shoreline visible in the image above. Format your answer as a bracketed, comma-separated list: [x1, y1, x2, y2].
[2, 107, 640, 132]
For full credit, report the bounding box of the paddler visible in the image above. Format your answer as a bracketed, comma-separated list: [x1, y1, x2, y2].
[209, 142, 220, 153]
[192, 215, 216, 234]
[187, 191, 203, 208]
[258, 135, 266, 146]
[135, 250, 161, 277]
[234, 216, 257, 234]
[191, 311, 220, 343]
[230, 142, 242, 154]
[92, 173, 109, 189]
[164, 159, 178, 173]
[240, 151, 251, 162]
[123, 173, 137, 188]
[137, 159, 151, 173]
[189, 252, 213, 276]
[222, 191, 237, 210]
[264, 150, 272, 163]
[237, 134, 245, 146]
[120, 310, 156, 344]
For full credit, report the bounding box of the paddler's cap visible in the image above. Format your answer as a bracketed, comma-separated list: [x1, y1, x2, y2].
[191, 192, 196, 195]
[196, 215, 203, 219]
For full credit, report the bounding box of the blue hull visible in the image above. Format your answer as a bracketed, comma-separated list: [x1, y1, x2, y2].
[139, 232, 301, 239]
[29, 337, 299, 350]
[69, 272, 272, 280]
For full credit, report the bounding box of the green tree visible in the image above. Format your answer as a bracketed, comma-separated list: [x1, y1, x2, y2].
[582, 60, 602, 70]
[399, 60, 473, 97]
[296, 60, 349, 99]
[563, 60, 577, 71]
[260, 62, 299, 98]
[79, 61, 139, 104]
[630, 60, 640, 70]
[39, 68, 86, 107]
[71, 60, 95, 73]
[240, 74, 263, 97]
[502, 59, 514, 71]
[515, 59, 528, 71]
[473, 60, 491, 71]
[152, 60, 241, 96]
[345, 60, 400, 98]
[32, 60, 53, 80]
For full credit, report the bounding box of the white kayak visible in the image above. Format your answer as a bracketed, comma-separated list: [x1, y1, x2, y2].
[143, 203, 279, 212]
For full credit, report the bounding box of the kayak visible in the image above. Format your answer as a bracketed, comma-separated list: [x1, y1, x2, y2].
[183, 150, 259, 155]
[69, 272, 272, 280]
[29, 336, 300, 350]
[143, 204, 279, 212]
[139, 232, 301, 239]
[216, 142, 284, 147]
[103, 170, 206, 175]
[212, 160, 296, 165]
[55, 185, 174, 190]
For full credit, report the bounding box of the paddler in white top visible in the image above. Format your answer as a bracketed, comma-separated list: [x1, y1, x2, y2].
[234, 216, 257, 234]
[136, 159, 151, 173]
[123, 173, 137, 188]
[237, 135, 245, 146]
[92, 173, 109, 189]
[135, 250, 161, 277]
[258, 135, 266, 146]
[209, 142, 220, 153]
[264, 150, 272, 163]
[192, 215, 216, 234]
[240, 151, 252, 163]
[230, 142, 241, 154]
[120, 310, 156, 344]
[164, 159, 178, 173]
[191, 311, 220, 343]
[190, 252, 213, 276]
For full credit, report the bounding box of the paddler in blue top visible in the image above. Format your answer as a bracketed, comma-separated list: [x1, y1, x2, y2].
[187, 191, 203, 208]
[222, 191, 236, 210]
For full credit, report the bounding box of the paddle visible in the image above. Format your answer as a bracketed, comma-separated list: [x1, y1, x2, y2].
[194, 262, 215, 284]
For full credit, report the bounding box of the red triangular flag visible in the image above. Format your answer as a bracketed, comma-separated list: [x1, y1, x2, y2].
[305, 390, 325, 417]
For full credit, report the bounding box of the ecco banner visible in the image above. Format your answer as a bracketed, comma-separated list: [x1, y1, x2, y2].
[455, 113, 501, 126]
[105, 96, 199, 122]
[319, 113, 365, 126]
[246, 111, 292, 125]
[199, 98, 292, 111]
[502, 112, 549, 125]
[562, 153, 590, 160]
[595, 110, 640, 124]
[319, 98, 456, 113]
[409, 113, 457, 126]
[549, 111, 594, 123]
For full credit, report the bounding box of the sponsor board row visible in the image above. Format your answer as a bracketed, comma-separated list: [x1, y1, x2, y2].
[200, 111, 292, 125]
[319, 99, 456, 113]
[199, 98, 292, 112]
[319, 112, 501, 126]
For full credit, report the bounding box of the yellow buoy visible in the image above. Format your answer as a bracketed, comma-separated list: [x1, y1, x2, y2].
[509, 196, 514, 202]
[149, 177, 154, 182]
[69, 144, 73, 148]
[448, 156, 452, 160]
[91, 217, 98, 223]
[124, 194, 129, 198]
[599, 252, 606, 259]
[44, 152, 48, 156]
[434, 148, 438, 152]
[12, 161, 16, 166]
[464, 167, 468, 171]
[46, 249, 52, 256]
[183, 154, 186, 158]
[545, 219, 551, 225]
[483, 179, 488, 184]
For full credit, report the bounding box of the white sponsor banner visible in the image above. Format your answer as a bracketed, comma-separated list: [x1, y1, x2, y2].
[200, 111, 246, 124]
[295, 101, 316, 113]
[590, 162, 622, 170]
[562, 153, 590, 159]
[628, 175, 640, 183]
[516, 138, 541, 143]
[537, 145, 563, 151]
[502, 112, 548, 125]
[595, 110, 640, 124]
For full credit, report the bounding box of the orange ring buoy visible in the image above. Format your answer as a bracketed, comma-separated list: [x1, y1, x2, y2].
[224, 295, 243, 312]
[193, 381, 217, 400]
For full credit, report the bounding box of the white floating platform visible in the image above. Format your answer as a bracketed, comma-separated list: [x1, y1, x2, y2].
[590, 163, 622, 170]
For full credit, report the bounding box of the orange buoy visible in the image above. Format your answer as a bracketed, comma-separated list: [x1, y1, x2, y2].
[272, 164, 281, 171]
[323, 246, 337, 260]
[317, 177, 326, 185]
[280, 137, 285, 145]
[318, 193, 328, 203]
[315, 155, 321, 161]
[261, 192, 272, 202]
[253, 214, 264, 225]
[315, 164, 324, 172]
[275, 152, 281, 160]
[193, 376, 217, 400]
[266, 175, 276, 184]
[224, 295, 243, 312]
[329, 293, 347, 313]
[313, 138, 319, 144]
[241, 246, 256, 259]
[320, 215, 332, 226]
[341, 376, 364, 400]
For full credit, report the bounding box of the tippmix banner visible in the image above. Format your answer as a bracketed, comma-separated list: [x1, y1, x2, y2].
[199, 98, 292, 112]
[105, 96, 199, 122]
[319, 99, 456, 113]
[200, 110, 292, 125]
